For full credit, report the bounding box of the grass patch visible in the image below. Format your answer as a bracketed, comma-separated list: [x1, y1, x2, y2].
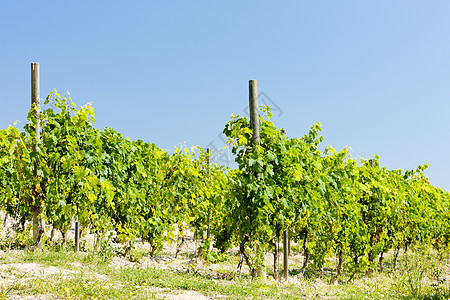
[116, 267, 306, 299]
[0, 248, 449, 299]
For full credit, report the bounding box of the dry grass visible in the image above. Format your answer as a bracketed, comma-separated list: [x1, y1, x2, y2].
[0, 215, 449, 299]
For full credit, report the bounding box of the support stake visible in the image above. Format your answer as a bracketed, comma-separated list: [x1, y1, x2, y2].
[31, 62, 43, 246]
[75, 221, 80, 253]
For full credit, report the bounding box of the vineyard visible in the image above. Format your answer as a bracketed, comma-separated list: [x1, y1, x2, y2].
[1, 81, 450, 298]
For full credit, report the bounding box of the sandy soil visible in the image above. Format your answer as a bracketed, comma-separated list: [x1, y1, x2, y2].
[1, 211, 449, 299]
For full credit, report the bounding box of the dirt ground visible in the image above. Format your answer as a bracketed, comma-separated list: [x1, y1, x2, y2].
[1, 211, 449, 299]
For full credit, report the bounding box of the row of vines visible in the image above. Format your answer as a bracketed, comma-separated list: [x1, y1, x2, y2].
[1, 91, 449, 281]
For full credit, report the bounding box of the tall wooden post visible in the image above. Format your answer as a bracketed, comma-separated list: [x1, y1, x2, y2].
[206, 148, 211, 242]
[31, 63, 40, 140]
[31, 62, 42, 245]
[249, 80, 261, 181]
[249, 80, 260, 145]
[75, 221, 80, 253]
[283, 230, 289, 280]
[249, 80, 265, 278]
[281, 129, 289, 281]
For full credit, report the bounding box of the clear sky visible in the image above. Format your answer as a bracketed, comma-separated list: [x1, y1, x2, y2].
[1, 1, 449, 191]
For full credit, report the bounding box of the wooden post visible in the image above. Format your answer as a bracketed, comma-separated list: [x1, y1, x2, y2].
[249, 80, 265, 278]
[31, 63, 40, 141]
[367, 158, 374, 276]
[281, 129, 289, 280]
[75, 221, 79, 253]
[31, 62, 42, 245]
[249, 80, 261, 182]
[283, 230, 289, 280]
[249, 80, 260, 146]
[206, 148, 211, 242]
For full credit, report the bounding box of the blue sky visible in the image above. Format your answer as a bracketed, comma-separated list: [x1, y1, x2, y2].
[1, 1, 449, 191]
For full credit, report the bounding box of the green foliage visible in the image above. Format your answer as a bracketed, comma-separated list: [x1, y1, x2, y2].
[0, 90, 229, 257]
[0, 91, 449, 283]
[222, 105, 450, 279]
